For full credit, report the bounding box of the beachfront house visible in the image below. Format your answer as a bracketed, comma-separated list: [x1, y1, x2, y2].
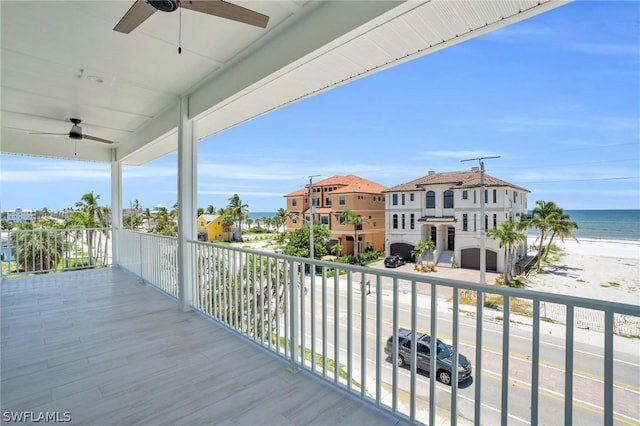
[6, 208, 36, 224]
[284, 175, 387, 256]
[196, 214, 224, 243]
[383, 168, 529, 272]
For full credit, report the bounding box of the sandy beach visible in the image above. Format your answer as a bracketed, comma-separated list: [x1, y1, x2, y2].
[524, 237, 640, 305]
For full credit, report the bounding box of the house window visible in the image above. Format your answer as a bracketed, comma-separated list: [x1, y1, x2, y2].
[410, 193, 415, 202]
[392, 214, 398, 229]
[402, 214, 406, 229]
[493, 189, 497, 203]
[462, 190, 468, 200]
[321, 215, 329, 225]
[474, 214, 477, 232]
[292, 216, 298, 224]
[401, 194, 405, 205]
[485, 214, 489, 231]
[410, 213, 414, 229]
[444, 190, 454, 209]
[484, 190, 488, 204]
[392, 194, 398, 206]
[493, 214, 497, 228]
[514, 191, 517, 203]
[426, 191, 435, 208]
[326, 197, 332, 206]
[474, 191, 477, 204]
[339, 196, 346, 205]
[292, 199, 297, 207]
[313, 197, 319, 206]
[463, 213, 468, 231]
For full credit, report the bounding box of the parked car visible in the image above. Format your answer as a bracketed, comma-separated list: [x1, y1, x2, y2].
[384, 328, 472, 385]
[384, 255, 406, 268]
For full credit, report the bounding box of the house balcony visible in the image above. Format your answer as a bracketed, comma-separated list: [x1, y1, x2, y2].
[2, 229, 639, 425]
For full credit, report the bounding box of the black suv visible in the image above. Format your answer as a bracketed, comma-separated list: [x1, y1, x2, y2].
[384, 328, 472, 385]
[384, 255, 406, 268]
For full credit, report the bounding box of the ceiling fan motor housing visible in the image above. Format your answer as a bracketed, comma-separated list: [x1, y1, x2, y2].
[149, 0, 179, 12]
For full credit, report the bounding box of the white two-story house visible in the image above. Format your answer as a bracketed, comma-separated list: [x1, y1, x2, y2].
[383, 168, 529, 273]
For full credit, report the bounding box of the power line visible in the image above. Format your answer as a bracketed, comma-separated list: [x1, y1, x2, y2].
[520, 176, 639, 184]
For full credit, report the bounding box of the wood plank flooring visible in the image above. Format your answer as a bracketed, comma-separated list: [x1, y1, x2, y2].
[1, 268, 402, 425]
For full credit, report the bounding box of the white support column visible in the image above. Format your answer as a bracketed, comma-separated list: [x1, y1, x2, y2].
[177, 95, 197, 312]
[110, 149, 122, 266]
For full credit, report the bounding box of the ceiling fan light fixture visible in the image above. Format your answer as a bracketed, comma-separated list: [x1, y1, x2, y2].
[149, 0, 179, 12]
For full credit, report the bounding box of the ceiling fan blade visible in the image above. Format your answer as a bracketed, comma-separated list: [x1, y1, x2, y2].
[83, 134, 115, 144]
[181, 0, 269, 28]
[114, 0, 158, 34]
[29, 132, 67, 136]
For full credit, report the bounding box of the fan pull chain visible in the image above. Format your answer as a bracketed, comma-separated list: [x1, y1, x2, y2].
[178, 4, 182, 54]
[74, 140, 77, 156]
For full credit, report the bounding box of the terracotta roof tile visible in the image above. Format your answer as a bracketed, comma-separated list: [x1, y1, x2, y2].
[383, 170, 529, 193]
[284, 174, 386, 197]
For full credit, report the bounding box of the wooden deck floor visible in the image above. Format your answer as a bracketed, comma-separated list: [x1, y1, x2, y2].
[1, 268, 401, 425]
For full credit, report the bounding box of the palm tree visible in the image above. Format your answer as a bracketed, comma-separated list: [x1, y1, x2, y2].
[143, 208, 152, 230]
[206, 204, 215, 214]
[330, 241, 343, 257]
[519, 200, 560, 272]
[488, 220, 527, 284]
[274, 208, 288, 234]
[197, 207, 205, 217]
[10, 223, 65, 273]
[341, 210, 367, 258]
[543, 209, 578, 261]
[227, 194, 248, 241]
[72, 192, 103, 266]
[411, 238, 436, 266]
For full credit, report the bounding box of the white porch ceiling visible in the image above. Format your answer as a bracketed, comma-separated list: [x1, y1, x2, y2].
[1, 1, 567, 165]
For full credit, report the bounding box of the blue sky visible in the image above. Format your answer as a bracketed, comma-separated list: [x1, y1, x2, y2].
[2, 1, 639, 214]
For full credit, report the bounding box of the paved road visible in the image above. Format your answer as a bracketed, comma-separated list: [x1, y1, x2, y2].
[296, 273, 640, 425]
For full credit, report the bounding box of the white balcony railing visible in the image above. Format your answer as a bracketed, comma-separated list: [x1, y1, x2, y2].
[96, 231, 640, 424]
[182, 239, 640, 425]
[118, 230, 178, 298]
[1, 227, 111, 276]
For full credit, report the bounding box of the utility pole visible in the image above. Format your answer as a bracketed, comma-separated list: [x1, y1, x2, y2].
[308, 175, 320, 260]
[462, 156, 500, 284]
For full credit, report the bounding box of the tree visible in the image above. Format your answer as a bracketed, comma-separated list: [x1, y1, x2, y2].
[70, 192, 104, 266]
[283, 224, 330, 259]
[221, 213, 235, 241]
[543, 209, 578, 261]
[9, 223, 65, 273]
[206, 204, 215, 214]
[340, 210, 367, 258]
[197, 207, 205, 217]
[151, 207, 177, 236]
[143, 208, 152, 230]
[411, 238, 436, 266]
[519, 200, 560, 272]
[330, 242, 343, 257]
[227, 194, 248, 241]
[487, 220, 527, 284]
[274, 208, 288, 234]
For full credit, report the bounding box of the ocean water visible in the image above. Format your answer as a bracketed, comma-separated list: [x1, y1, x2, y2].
[251, 210, 640, 241]
[527, 209, 640, 241]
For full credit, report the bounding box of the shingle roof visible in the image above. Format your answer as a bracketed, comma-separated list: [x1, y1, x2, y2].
[284, 174, 387, 197]
[383, 170, 529, 193]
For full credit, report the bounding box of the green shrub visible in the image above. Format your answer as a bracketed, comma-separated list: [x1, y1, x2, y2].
[358, 250, 381, 263]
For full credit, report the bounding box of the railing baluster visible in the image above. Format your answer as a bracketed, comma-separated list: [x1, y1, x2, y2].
[410, 279, 417, 423]
[604, 311, 614, 425]
[565, 305, 574, 425]
[501, 294, 510, 425]
[311, 267, 316, 373]
[334, 270, 340, 384]
[322, 266, 327, 378]
[475, 289, 484, 425]
[531, 300, 540, 425]
[347, 270, 352, 390]
[360, 271, 367, 398]
[376, 274, 382, 406]
[451, 288, 459, 426]
[429, 283, 437, 426]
